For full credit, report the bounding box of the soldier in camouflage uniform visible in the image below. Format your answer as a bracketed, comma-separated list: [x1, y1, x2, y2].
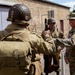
[64, 9, 75, 75]
[42, 18, 64, 75]
[0, 4, 56, 75]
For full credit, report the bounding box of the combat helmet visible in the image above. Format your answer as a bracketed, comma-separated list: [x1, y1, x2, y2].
[69, 7, 75, 19]
[48, 18, 56, 24]
[7, 4, 31, 22]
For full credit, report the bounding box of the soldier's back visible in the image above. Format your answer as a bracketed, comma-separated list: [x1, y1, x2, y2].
[0, 67, 25, 75]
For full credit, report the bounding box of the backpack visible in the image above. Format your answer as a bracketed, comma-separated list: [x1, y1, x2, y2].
[0, 30, 32, 68]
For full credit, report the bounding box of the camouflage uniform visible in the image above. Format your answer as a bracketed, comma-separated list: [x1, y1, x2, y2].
[0, 4, 56, 75]
[42, 18, 63, 75]
[0, 23, 56, 75]
[42, 25, 63, 74]
[65, 28, 75, 75]
[64, 9, 75, 75]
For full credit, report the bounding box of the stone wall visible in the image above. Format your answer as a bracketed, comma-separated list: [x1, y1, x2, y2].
[3, 0, 70, 36]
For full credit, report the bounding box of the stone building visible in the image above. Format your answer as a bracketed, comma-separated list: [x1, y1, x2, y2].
[0, 0, 70, 37]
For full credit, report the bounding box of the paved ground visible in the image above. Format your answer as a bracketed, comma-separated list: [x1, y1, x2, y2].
[40, 50, 70, 75]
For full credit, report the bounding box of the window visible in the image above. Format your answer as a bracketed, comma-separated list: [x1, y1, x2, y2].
[60, 20, 64, 32]
[48, 10, 54, 18]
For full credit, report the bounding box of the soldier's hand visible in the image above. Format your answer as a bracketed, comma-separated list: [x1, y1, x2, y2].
[55, 39, 72, 47]
[64, 57, 69, 64]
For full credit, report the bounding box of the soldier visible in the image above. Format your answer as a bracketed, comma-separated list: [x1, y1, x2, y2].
[0, 4, 56, 75]
[42, 18, 64, 75]
[64, 9, 75, 75]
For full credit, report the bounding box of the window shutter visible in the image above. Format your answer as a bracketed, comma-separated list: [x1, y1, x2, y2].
[48, 10, 54, 18]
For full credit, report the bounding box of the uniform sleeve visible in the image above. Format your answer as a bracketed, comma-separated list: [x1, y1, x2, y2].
[37, 36, 56, 55]
[64, 34, 75, 59]
[71, 34, 75, 45]
[29, 34, 56, 55]
[59, 31, 64, 38]
[64, 47, 70, 58]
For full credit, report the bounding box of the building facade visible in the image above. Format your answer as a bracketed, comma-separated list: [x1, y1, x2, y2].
[0, 0, 70, 37]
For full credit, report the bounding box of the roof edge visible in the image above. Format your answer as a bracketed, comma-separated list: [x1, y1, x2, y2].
[39, 0, 70, 9]
[0, 1, 21, 6]
[0, 0, 70, 9]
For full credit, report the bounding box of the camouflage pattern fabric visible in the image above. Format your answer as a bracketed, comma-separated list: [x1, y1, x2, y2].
[65, 28, 75, 75]
[0, 23, 55, 75]
[42, 27, 63, 74]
